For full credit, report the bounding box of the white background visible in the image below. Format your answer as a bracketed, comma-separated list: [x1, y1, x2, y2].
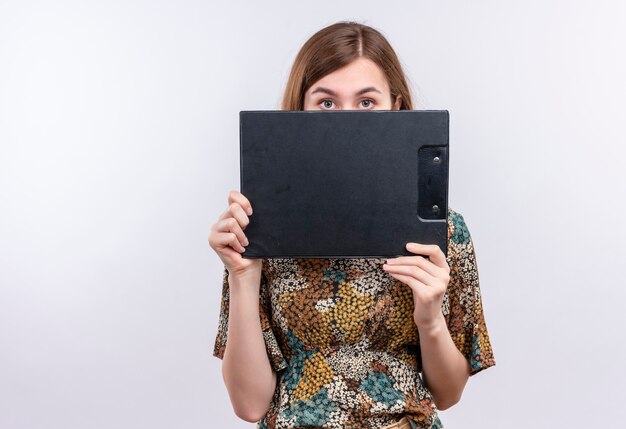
[1, 1, 625, 428]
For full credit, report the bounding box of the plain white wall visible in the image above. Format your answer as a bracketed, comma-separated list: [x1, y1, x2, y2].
[1, 1, 625, 428]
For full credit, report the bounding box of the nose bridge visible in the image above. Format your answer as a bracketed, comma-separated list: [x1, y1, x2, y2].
[337, 95, 356, 110]
[336, 94, 348, 109]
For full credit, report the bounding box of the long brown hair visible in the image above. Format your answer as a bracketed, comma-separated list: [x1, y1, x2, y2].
[281, 22, 413, 111]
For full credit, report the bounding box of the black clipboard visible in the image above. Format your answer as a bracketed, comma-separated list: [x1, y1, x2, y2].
[239, 110, 449, 259]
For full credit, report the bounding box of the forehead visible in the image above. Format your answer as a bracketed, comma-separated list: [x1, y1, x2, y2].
[307, 57, 390, 94]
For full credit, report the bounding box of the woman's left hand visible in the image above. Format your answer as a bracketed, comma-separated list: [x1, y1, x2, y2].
[383, 242, 450, 331]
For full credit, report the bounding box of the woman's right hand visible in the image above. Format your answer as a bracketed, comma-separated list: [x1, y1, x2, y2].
[208, 190, 262, 280]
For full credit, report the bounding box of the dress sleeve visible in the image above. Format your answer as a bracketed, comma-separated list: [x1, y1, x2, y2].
[444, 210, 496, 376]
[212, 265, 288, 373]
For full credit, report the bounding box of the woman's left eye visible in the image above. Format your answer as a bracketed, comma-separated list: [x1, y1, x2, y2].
[360, 99, 374, 108]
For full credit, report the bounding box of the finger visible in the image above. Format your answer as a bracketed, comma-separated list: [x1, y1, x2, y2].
[227, 190, 253, 216]
[230, 202, 252, 228]
[217, 207, 231, 221]
[218, 201, 251, 230]
[385, 255, 441, 277]
[383, 263, 436, 286]
[209, 231, 246, 254]
[214, 218, 248, 251]
[405, 243, 447, 269]
[387, 271, 428, 291]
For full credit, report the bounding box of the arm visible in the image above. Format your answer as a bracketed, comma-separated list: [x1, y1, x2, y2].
[221, 272, 277, 422]
[383, 242, 470, 410]
[417, 314, 470, 410]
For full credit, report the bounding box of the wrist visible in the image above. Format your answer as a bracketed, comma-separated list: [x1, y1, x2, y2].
[228, 271, 261, 295]
[416, 312, 448, 337]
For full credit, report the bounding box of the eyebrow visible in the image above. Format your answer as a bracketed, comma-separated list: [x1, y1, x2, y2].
[310, 86, 383, 96]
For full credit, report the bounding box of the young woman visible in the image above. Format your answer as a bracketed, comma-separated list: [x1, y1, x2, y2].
[208, 22, 495, 429]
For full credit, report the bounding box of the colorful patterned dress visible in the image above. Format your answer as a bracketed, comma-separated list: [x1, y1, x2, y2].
[213, 207, 496, 428]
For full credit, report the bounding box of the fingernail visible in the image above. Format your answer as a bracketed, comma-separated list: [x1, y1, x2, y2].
[244, 239, 249, 246]
[247, 208, 253, 215]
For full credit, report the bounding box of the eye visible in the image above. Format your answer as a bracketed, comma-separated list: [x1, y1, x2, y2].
[359, 99, 374, 109]
[319, 99, 335, 109]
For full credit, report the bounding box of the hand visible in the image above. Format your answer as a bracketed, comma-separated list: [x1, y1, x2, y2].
[208, 190, 262, 280]
[382, 243, 450, 331]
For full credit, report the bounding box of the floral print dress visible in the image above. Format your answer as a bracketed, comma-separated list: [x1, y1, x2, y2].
[213, 208, 495, 428]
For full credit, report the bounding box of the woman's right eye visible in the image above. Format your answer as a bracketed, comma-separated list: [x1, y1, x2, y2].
[320, 100, 334, 109]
